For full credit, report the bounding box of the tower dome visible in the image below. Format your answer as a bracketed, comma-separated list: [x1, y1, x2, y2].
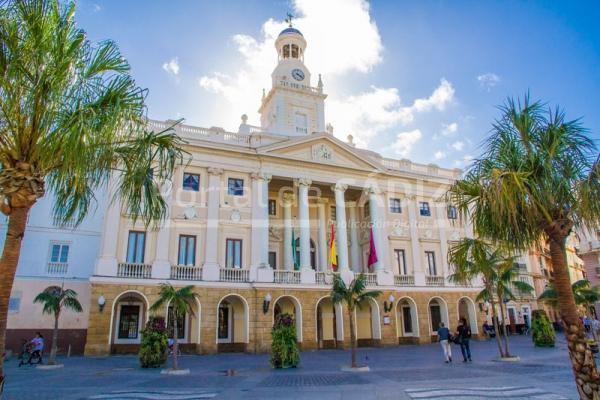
[278, 27, 303, 37]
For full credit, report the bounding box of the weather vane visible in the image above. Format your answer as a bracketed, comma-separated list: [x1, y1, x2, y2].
[285, 12, 294, 27]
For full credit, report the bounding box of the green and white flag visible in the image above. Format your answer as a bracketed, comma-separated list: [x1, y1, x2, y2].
[291, 228, 299, 270]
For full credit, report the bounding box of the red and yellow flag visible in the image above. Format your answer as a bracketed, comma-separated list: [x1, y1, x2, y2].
[329, 223, 337, 271]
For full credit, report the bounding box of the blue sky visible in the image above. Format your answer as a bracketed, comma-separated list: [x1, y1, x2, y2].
[76, 0, 600, 168]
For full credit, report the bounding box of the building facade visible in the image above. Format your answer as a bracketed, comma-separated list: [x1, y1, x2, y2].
[579, 229, 600, 317]
[3, 190, 106, 354]
[85, 25, 486, 356]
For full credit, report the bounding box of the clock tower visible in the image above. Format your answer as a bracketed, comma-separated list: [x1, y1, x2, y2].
[259, 23, 327, 136]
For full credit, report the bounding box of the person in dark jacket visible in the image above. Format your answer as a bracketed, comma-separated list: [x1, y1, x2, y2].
[437, 322, 452, 363]
[456, 318, 472, 362]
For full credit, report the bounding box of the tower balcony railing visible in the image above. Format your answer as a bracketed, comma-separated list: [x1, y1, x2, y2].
[47, 262, 68, 276]
[394, 274, 415, 286]
[426, 275, 446, 287]
[274, 270, 301, 284]
[364, 273, 378, 286]
[219, 268, 250, 283]
[117, 262, 152, 279]
[171, 265, 202, 280]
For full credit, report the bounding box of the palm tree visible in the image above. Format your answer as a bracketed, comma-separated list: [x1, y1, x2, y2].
[331, 273, 381, 368]
[33, 285, 83, 365]
[0, 0, 185, 388]
[150, 284, 198, 371]
[540, 280, 600, 315]
[449, 238, 533, 358]
[447, 95, 600, 398]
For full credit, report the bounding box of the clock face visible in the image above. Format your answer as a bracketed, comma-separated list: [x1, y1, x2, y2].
[291, 68, 305, 81]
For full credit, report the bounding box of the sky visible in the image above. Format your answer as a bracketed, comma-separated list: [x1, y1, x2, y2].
[76, 0, 600, 168]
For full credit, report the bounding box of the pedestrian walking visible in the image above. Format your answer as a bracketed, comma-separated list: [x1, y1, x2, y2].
[27, 332, 44, 365]
[437, 322, 452, 363]
[456, 318, 472, 362]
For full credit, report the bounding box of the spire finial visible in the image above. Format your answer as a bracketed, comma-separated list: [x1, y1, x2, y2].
[285, 12, 294, 27]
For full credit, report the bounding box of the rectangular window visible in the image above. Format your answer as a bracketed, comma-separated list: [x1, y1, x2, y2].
[49, 243, 69, 263]
[178, 235, 196, 266]
[395, 249, 407, 275]
[268, 199, 277, 216]
[426, 251, 437, 275]
[228, 178, 244, 196]
[126, 231, 146, 263]
[182, 173, 200, 191]
[447, 205, 457, 220]
[295, 112, 307, 134]
[225, 239, 242, 269]
[364, 201, 370, 218]
[269, 251, 277, 269]
[419, 202, 431, 216]
[330, 206, 336, 221]
[389, 198, 402, 213]
[118, 305, 140, 339]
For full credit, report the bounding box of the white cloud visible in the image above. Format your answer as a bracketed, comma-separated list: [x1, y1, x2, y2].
[477, 73, 500, 91]
[454, 154, 474, 167]
[327, 79, 454, 147]
[162, 57, 180, 76]
[441, 122, 458, 136]
[451, 141, 465, 151]
[389, 129, 422, 157]
[434, 151, 446, 160]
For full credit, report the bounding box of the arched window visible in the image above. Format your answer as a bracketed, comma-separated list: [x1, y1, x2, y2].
[291, 44, 299, 58]
[283, 45, 290, 59]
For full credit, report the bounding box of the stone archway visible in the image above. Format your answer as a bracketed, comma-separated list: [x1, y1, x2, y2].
[273, 295, 303, 342]
[396, 296, 419, 344]
[428, 297, 449, 339]
[216, 294, 249, 352]
[315, 296, 343, 349]
[356, 297, 381, 347]
[110, 290, 149, 354]
[458, 297, 478, 336]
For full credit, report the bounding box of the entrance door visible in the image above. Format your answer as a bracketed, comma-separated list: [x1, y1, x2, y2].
[522, 306, 531, 328]
[507, 306, 517, 334]
[218, 303, 232, 343]
[430, 304, 442, 333]
[402, 306, 413, 335]
[117, 305, 141, 340]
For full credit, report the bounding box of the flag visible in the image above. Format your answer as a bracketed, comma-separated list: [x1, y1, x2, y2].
[367, 227, 378, 272]
[329, 223, 338, 271]
[291, 228, 299, 270]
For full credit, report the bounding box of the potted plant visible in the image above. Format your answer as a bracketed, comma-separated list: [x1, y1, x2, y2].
[271, 313, 300, 369]
[139, 317, 168, 368]
[531, 310, 555, 347]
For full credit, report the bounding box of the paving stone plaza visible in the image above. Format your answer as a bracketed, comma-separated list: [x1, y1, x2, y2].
[2, 336, 580, 399]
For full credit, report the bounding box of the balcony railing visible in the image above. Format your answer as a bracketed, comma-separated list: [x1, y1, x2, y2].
[426, 275, 445, 287]
[394, 275, 415, 286]
[274, 270, 301, 284]
[171, 265, 202, 280]
[364, 273, 378, 286]
[219, 268, 250, 283]
[47, 262, 68, 276]
[117, 263, 152, 279]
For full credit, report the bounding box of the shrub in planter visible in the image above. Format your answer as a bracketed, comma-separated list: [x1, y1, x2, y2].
[139, 316, 168, 368]
[531, 309, 555, 347]
[271, 313, 300, 368]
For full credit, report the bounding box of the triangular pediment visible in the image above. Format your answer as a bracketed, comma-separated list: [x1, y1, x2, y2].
[257, 133, 382, 171]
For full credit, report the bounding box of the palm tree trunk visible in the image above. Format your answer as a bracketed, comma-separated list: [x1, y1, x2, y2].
[498, 297, 511, 357]
[49, 312, 60, 365]
[0, 207, 30, 391]
[489, 296, 505, 358]
[172, 318, 179, 370]
[348, 306, 357, 368]
[549, 234, 600, 399]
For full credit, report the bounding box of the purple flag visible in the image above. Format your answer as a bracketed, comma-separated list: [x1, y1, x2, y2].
[367, 227, 378, 272]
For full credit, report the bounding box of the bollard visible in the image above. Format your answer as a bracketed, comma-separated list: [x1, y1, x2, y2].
[67, 344, 71, 358]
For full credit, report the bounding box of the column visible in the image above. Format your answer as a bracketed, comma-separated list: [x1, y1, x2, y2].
[407, 195, 425, 285]
[297, 178, 312, 269]
[282, 193, 294, 271]
[367, 187, 385, 271]
[347, 201, 362, 273]
[250, 172, 271, 268]
[152, 180, 173, 279]
[202, 167, 222, 281]
[317, 199, 328, 271]
[437, 202, 449, 278]
[95, 177, 121, 276]
[332, 184, 349, 271]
